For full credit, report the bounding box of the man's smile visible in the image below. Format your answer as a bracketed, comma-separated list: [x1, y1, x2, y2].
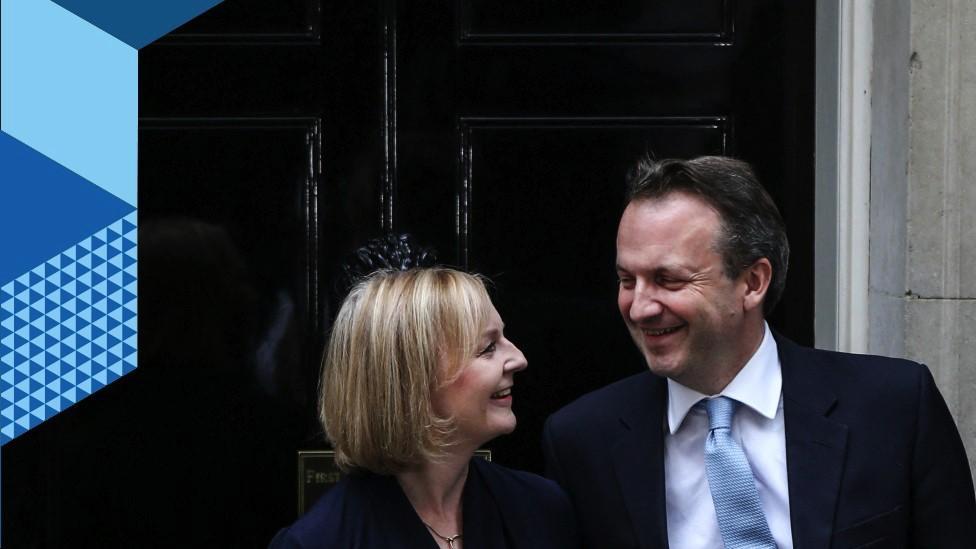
[641, 324, 686, 337]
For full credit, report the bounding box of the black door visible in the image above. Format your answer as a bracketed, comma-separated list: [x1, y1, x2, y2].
[3, 1, 813, 546]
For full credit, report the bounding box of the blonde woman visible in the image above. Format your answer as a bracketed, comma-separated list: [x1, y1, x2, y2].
[271, 268, 578, 549]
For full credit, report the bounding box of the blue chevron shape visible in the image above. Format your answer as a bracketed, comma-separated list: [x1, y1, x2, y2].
[51, 0, 224, 49]
[0, 133, 135, 286]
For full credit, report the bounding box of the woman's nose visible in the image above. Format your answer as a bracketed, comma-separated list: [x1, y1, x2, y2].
[505, 342, 528, 373]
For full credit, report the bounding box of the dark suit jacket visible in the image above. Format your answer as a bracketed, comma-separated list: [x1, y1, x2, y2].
[543, 334, 976, 548]
[269, 457, 579, 549]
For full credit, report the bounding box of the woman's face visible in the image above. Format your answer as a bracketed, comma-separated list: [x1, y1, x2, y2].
[432, 305, 528, 448]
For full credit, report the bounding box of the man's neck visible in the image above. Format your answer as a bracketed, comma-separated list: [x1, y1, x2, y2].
[688, 319, 767, 395]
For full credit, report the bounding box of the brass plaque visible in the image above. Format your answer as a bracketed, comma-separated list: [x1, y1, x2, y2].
[296, 449, 492, 515]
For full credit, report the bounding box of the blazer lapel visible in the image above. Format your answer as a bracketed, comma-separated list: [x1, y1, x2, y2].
[611, 374, 670, 549]
[777, 334, 849, 549]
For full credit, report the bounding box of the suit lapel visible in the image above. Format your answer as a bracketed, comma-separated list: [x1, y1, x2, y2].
[776, 334, 848, 549]
[611, 373, 670, 549]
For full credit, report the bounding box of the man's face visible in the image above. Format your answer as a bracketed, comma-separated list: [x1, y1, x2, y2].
[616, 193, 758, 393]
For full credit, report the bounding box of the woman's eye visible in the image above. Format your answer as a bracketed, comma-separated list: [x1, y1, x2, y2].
[477, 342, 497, 357]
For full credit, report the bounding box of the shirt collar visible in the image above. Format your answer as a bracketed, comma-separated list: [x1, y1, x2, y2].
[666, 322, 781, 434]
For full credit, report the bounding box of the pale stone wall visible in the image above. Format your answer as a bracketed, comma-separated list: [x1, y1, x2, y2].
[906, 0, 976, 471]
[870, 0, 976, 475]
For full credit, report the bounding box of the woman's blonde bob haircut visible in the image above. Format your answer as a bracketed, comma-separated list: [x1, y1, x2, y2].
[320, 268, 493, 474]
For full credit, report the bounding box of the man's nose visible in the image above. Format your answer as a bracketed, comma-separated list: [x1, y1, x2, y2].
[629, 285, 664, 321]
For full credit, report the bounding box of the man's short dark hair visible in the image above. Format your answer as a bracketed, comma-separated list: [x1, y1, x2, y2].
[625, 155, 790, 315]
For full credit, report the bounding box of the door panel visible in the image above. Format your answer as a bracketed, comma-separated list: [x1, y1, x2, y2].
[395, 0, 813, 471]
[459, 0, 730, 43]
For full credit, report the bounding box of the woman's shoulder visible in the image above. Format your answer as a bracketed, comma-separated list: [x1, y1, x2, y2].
[470, 458, 571, 511]
[471, 459, 580, 548]
[267, 475, 352, 549]
[267, 472, 391, 549]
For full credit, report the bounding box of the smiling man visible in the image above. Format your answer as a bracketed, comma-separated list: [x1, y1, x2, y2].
[542, 156, 976, 548]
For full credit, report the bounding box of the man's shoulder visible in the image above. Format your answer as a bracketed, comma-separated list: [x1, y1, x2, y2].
[776, 334, 932, 403]
[777, 334, 926, 379]
[547, 371, 661, 434]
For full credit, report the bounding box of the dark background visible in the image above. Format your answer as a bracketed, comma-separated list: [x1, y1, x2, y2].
[3, 1, 815, 546]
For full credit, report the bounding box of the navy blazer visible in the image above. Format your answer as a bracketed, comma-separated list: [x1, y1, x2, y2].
[269, 457, 579, 549]
[543, 333, 976, 548]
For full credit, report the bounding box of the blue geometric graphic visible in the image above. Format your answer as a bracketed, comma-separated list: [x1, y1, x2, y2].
[51, 0, 224, 49]
[0, 0, 224, 450]
[0, 133, 136, 285]
[1, 0, 138, 207]
[1, 0, 222, 542]
[0, 212, 137, 444]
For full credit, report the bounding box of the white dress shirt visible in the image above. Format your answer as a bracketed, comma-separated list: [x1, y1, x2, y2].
[664, 322, 793, 548]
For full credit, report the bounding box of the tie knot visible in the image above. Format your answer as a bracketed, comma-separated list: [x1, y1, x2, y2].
[704, 396, 739, 430]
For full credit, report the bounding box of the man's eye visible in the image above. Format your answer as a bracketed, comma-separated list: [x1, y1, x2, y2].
[658, 277, 684, 289]
[477, 342, 497, 357]
[618, 278, 635, 288]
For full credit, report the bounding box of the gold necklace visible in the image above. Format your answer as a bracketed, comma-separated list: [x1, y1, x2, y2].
[423, 521, 462, 549]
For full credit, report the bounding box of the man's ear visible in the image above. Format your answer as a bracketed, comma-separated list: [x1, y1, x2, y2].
[741, 258, 772, 313]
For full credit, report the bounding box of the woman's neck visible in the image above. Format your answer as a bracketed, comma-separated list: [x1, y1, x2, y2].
[397, 450, 470, 539]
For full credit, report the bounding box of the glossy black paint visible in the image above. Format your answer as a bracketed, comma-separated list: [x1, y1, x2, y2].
[3, 1, 814, 546]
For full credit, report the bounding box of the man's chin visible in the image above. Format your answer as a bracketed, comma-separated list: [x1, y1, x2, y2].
[643, 354, 684, 380]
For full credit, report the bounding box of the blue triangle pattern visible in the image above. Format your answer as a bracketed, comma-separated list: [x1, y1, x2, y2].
[45, 314, 60, 331]
[29, 300, 45, 318]
[30, 317, 46, 334]
[77, 272, 92, 290]
[45, 279, 60, 295]
[15, 306, 31, 324]
[0, 214, 137, 444]
[60, 284, 76, 303]
[77, 307, 93, 324]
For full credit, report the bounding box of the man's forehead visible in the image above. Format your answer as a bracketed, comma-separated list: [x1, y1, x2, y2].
[623, 192, 717, 218]
[619, 198, 720, 242]
[617, 196, 723, 268]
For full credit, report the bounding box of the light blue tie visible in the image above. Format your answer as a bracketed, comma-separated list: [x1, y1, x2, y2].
[703, 396, 777, 549]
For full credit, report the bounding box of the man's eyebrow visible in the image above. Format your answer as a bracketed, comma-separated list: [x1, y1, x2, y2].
[616, 263, 687, 273]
